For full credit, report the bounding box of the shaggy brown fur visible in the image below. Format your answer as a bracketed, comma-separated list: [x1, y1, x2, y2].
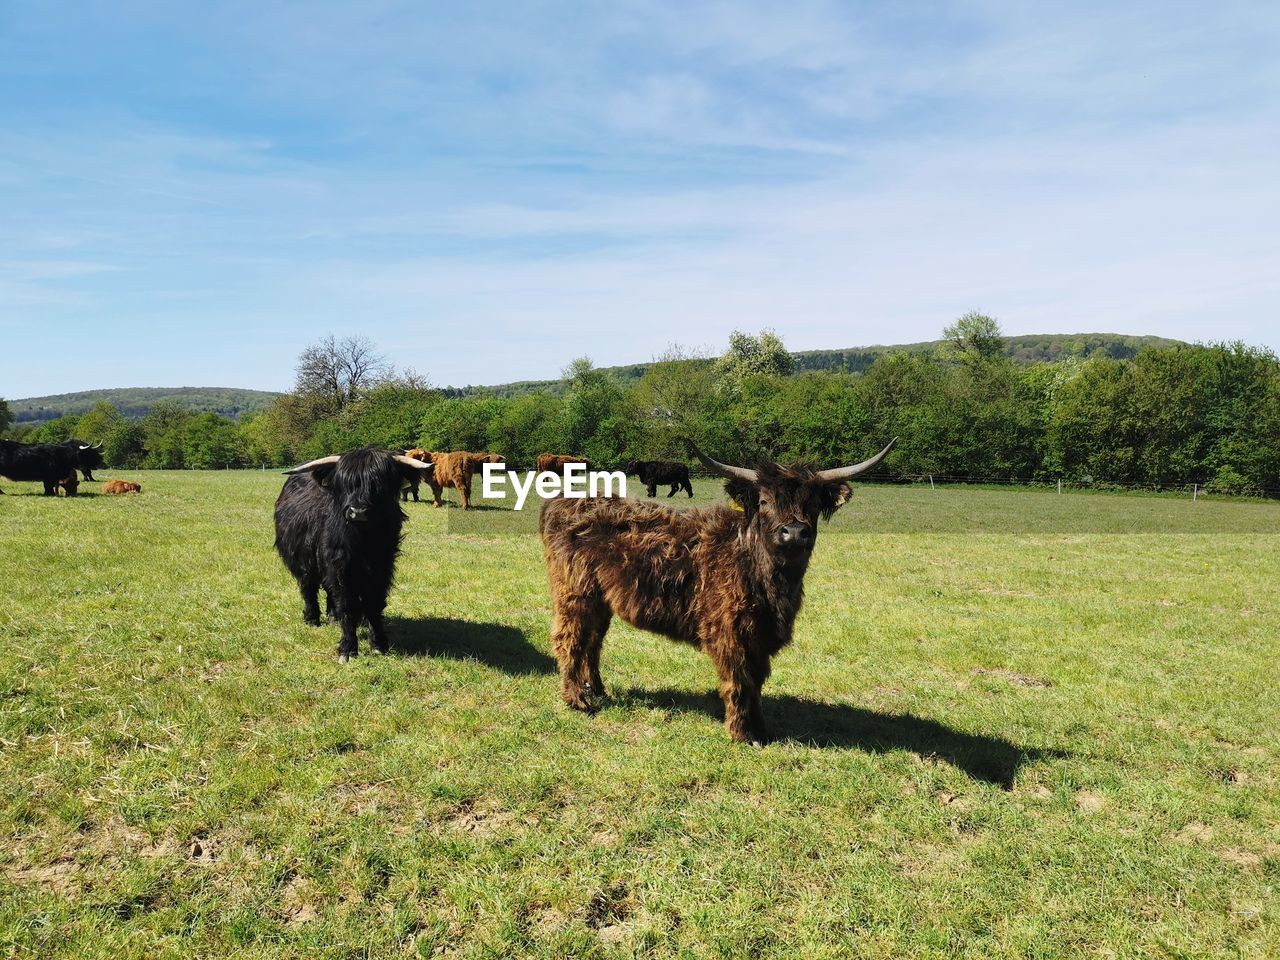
[405, 450, 497, 509]
[56, 471, 80, 497]
[536, 453, 592, 474]
[539, 461, 855, 745]
[102, 480, 142, 494]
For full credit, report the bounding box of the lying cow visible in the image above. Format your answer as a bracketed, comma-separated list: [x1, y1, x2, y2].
[275, 448, 433, 661]
[626, 459, 693, 498]
[102, 480, 142, 495]
[540, 438, 895, 745]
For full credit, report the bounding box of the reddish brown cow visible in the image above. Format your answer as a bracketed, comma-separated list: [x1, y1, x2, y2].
[405, 450, 503, 509]
[102, 480, 143, 494]
[539, 438, 895, 745]
[536, 454, 591, 474]
[56, 472, 80, 497]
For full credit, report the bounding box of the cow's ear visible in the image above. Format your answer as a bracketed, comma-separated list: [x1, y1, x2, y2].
[815, 480, 852, 520]
[724, 478, 759, 518]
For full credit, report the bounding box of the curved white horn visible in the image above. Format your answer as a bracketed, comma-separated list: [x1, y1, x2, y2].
[814, 438, 898, 482]
[685, 440, 758, 482]
[394, 455, 433, 471]
[284, 455, 342, 475]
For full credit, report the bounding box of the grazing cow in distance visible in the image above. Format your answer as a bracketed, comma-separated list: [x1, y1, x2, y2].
[62, 439, 105, 481]
[540, 438, 896, 745]
[626, 459, 693, 498]
[537, 454, 591, 475]
[102, 480, 142, 495]
[400, 448, 435, 503]
[275, 448, 434, 661]
[0, 440, 88, 496]
[418, 450, 500, 510]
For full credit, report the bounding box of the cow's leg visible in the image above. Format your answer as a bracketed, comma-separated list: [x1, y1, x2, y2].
[333, 592, 361, 662]
[550, 590, 611, 711]
[429, 479, 444, 508]
[323, 588, 336, 623]
[667, 483, 678, 497]
[43, 479, 57, 496]
[364, 588, 390, 655]
[646, 483, 657, 498]
[299, 577, 323, 626]
[712, 646, 771, 747]
[458, 475, 472, 511]
[684, 479, 694, 498]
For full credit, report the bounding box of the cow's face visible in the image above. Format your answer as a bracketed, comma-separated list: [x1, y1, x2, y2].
[287, 449, 433, 525]
[726, 468, 851, 560]
[689, 439, 896, 564]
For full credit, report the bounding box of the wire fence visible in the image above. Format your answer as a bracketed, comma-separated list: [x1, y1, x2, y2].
[861, 472, 1280, 501]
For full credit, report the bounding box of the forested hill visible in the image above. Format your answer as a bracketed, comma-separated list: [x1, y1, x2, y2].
[8, 333, 1182, 414]
[449, 332, 1185, 397]
[9, 387, 280, 426]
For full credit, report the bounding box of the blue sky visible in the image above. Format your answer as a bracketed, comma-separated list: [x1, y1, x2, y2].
[2, 1, 1277, 397]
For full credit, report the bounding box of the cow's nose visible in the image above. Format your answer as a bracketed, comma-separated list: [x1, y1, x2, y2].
[779, 523, 813, 547]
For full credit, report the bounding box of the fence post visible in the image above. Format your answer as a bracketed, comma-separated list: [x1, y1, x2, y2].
[929, 475, 935, 491]
[1057, 478, 1062, 495]
[1192, 483, 1198, 502]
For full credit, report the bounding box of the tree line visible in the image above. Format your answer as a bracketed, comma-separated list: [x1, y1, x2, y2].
[5, 320, 1279, 495]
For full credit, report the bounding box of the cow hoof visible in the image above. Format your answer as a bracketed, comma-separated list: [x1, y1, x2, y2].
[338, 653, 355, 663]
[371, 646, 387, 656]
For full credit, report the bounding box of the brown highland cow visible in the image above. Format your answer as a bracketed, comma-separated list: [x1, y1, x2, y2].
[539, 438, 896, 745]
[536, 453, 591, 475]
[401, 449, 504, 509]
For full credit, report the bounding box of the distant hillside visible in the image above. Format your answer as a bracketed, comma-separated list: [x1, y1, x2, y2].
[9, 387, 281, 425]
[444, 332, 1186, 397]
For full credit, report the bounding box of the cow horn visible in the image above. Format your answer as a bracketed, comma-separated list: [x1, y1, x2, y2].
[93, 441, 104, 450]
[685, 440, 758, 482]
[814, 438, 898, 481]
[394, 455, 433, 472]
[284, 455, 342, 475]
[79, 444, 91, 451]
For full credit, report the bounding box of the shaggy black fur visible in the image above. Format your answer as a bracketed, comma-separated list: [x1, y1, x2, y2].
[274, 448, 425, 661]
[62, 439, 104, 481]
[0, 440, 89, 496]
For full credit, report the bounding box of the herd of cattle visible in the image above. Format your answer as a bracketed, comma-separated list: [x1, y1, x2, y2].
[271, 439, 894, 745]
[0, 438, 141, 496]
[5, 432, 897, 745]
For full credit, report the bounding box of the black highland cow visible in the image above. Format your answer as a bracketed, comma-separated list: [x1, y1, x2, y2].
[62, 439, 105, 481]
[626, 459, 694, 498]
[274, 448, 434, 661]
[0, 440, 91, 496]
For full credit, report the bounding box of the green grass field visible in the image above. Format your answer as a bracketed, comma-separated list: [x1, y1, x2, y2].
[2, 472, 1278, 958]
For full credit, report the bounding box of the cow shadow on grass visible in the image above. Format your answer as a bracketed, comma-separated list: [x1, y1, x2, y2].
[620, 687, 1064, 789]
[385, 616, 556, 675]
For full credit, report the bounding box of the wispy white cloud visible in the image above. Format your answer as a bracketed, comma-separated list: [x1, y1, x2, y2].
[1, 1, 1277, 395]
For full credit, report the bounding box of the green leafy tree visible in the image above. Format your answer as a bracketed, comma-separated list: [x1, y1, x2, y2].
[943, 311, 1005, 359]
[713, 329, 794, 392]
[0, 397, 12, 436]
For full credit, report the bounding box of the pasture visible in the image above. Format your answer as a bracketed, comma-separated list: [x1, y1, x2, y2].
[2, 472, 1278, 958]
